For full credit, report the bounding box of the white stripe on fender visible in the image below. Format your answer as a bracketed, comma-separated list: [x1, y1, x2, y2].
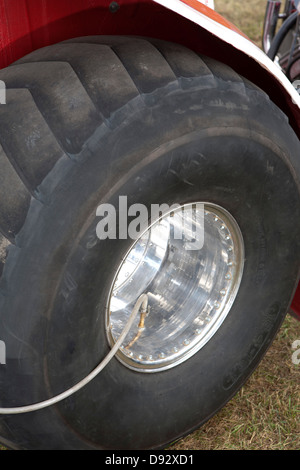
[154, 0, 300, 109]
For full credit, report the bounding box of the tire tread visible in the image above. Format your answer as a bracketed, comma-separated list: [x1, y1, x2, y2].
[0, 36, 272, 252]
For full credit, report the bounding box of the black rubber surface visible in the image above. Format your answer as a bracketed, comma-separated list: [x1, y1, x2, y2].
[0, 37, 300, 450]
[267, 11, 298, 61]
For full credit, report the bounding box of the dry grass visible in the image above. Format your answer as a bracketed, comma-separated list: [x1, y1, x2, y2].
[215, 0, 266, 46]
[170, 315, 300, 450]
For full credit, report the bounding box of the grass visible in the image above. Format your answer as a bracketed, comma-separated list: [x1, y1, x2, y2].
[170, 315, 300, 450]
[215, 0, 266, 46]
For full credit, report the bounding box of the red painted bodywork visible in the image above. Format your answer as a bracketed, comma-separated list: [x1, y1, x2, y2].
[0, 0, 246, 69]
[0, 0, 299, 320]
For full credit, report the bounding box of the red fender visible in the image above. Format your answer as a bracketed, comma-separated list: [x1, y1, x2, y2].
[0, 0, 244, 67]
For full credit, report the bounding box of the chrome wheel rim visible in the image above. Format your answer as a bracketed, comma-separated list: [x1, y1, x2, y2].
[106, 202, 244, 373]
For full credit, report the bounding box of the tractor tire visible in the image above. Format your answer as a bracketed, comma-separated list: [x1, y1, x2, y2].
[0, 37, 300, 450]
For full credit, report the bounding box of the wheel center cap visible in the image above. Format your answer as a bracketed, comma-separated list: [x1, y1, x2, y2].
[106, 203, 244, 372]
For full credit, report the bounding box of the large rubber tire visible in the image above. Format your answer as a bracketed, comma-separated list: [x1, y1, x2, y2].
[0, 37, 300, 450]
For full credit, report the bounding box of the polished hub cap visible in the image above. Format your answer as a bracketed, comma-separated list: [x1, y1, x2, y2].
[106, 203, 244, 372]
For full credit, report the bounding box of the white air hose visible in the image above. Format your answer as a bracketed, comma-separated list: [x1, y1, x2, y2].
[0, 294, 149, 415]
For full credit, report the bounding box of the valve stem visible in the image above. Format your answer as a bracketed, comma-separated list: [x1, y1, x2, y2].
[125, 298, 150, 350]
